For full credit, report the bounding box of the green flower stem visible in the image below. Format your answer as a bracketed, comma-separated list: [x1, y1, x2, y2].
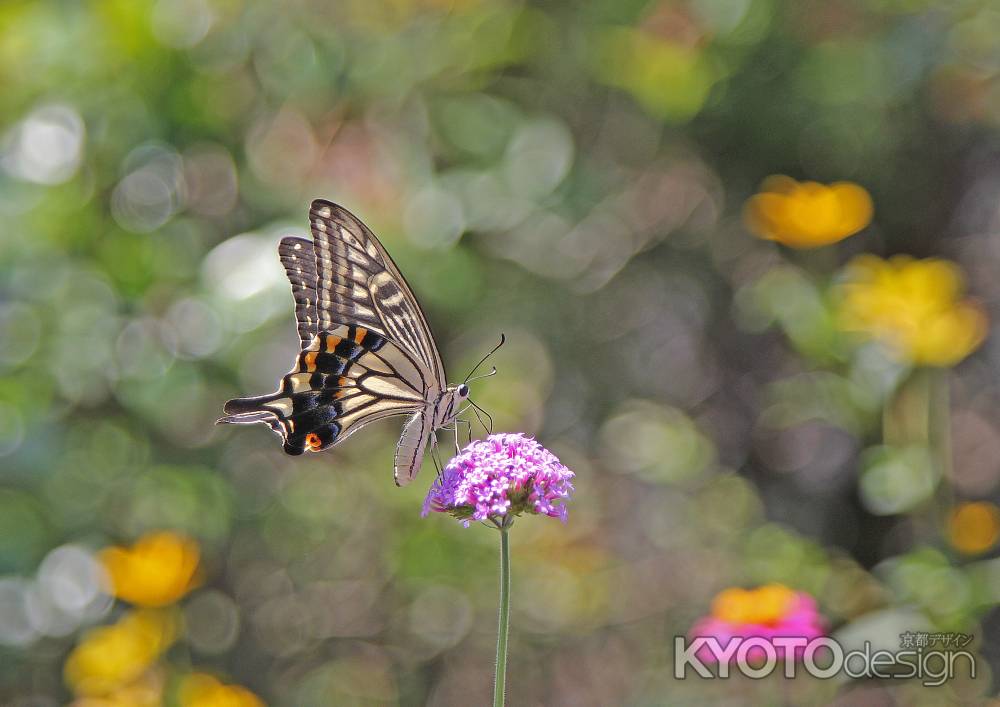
[928, 367, 953, 525]
[886, 367, 954, 531]
[494, 518, 511, 707]
[883, 368, 931, 448]
[798, 245, 838, 280]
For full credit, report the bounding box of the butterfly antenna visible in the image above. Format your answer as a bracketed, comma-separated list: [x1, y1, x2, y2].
[469, 400, 494, 436]
[465, 366, 497, 384]
[464, 333, 506, 384]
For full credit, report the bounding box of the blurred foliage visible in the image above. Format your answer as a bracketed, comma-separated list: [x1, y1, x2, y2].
[3, 0, 1000, 704]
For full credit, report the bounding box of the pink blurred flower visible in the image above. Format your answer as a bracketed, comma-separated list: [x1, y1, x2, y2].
[422, 433, 575, 527]
[689, 584, 824, 663]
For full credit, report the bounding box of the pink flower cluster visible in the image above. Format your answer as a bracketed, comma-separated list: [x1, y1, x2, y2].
[422, 433, 575, 526]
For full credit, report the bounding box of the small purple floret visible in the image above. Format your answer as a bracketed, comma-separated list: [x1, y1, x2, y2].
[422, 433, 575, 526]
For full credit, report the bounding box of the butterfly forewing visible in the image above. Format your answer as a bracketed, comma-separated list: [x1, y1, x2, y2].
[309, 200, 446, 384]
[278, 236, 319, 350]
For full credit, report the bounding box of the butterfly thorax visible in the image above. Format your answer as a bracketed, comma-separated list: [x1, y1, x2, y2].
[431, 384, 470, 430]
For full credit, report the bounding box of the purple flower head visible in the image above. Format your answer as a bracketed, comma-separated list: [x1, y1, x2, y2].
[422, 433, 575, 527]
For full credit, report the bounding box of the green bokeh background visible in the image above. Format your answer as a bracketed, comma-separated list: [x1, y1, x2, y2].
[2, 0, 1000, 704]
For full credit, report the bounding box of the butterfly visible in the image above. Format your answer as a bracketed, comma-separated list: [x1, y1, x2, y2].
[218, 199, 495, 486]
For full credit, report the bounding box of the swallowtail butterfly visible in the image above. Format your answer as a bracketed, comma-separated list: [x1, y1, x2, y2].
[218, 200, 478, 486]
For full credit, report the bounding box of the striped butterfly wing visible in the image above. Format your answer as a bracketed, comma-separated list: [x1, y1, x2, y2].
[395, 411, 432, 486]
[220, 200, 448, 485]
[278, 236, 319, 350]
[308, 199, 446, 386]
[308, 200, 449, 484]
[220, 325, 428, 456]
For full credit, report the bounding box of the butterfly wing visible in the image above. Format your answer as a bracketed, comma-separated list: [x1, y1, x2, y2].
[394, 411, 432, 486]
[220, 326, 429, 455]
[278, 236, 318, 350]
[308, 199, 446, 386]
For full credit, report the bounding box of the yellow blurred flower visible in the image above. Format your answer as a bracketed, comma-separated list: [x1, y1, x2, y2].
[594, 27, 716, 122]
[836, 255, 988, 367]
[949, 501, 1000, 555]
[711, 583, 796, 626]
[64, 609, 179, 697]
[179, 673, 266, 707]
[744, 175, 873, 248]
[70, 668, 165, 707]
[100, 531, 201, 607]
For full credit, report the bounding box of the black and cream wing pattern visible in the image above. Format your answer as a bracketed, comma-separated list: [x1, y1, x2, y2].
[219, 199, 464, 485]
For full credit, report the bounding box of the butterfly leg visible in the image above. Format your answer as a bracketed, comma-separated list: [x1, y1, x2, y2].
[454, 417, 473, 448]
[454, 405, 475, 446]
[429, 433, 444, 477]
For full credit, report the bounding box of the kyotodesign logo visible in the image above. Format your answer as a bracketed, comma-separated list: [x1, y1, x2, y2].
[674, 632, 976, 687]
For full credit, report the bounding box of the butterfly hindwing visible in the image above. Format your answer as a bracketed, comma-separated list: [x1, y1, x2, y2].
[220, 325, 426, 455]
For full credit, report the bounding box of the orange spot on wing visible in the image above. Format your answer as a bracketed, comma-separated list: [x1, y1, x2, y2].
[353, 327, 366, 344]
[303, 352, 318, 372]
[306, 433, 322, 450]
[325, 335, 341, 352]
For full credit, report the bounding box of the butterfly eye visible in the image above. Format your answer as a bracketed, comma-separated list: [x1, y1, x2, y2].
[457, 384, 469, 398]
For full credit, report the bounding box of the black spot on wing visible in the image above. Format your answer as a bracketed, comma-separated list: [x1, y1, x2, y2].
[314, 352, 350, 375]
[361, 330, 386, 351]
[282, 409, 342, 455]
[333, 338, 363, 361]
